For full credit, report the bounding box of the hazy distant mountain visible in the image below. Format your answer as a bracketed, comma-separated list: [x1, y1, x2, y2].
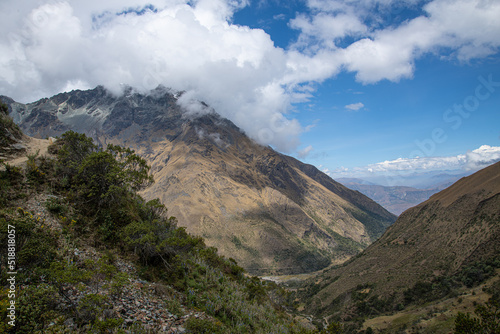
[306, 161, 500, 315]
[335, 178, 377, 186]
[2, 86, 396, 275]
[337, 178, 442, 215]
[355, 170, 470, 189]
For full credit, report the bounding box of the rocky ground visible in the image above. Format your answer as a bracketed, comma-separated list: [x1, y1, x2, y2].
[5, 142, 214, 333]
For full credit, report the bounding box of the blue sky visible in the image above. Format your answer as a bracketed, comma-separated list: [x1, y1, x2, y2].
[1, 0, 499, 182]
[297, 57, 500, 172]
[231, 0, 500, 178]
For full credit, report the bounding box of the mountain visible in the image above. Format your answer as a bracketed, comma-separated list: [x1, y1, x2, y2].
[352, 170, 470, 189]
[336, 178, 377, 186]
[0, 98, 25, 158]
[2, 86, 396, 275]
[337, 178, 441, 215]
[303, 161, 500, 322]
[0, 117, 314, 333]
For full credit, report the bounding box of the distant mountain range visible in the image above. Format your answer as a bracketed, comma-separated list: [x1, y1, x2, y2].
[1, 86, 396, 275]
[337, 178, 450, 215]
[346, 170, 471, 189]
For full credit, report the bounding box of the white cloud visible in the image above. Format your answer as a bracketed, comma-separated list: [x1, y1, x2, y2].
[364, 155, 467, 173]
[298, 145, 314, 158]
[1, 0, 500, 153]
[292, 0, 500, 83]
[326, 145, 500, 179]
[290, 12, 367, 49]
[345, 102, 364, 111]
[465, 145, 500, 171]
[0, 0, 304, 152]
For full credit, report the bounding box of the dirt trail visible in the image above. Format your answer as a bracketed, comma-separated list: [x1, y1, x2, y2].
[6, 136, 52, 167]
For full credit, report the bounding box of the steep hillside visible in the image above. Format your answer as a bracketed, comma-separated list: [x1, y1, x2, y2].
[3, 87, 396, 275]
[0, 128, 318, 333]
[302, 162, 500, 325]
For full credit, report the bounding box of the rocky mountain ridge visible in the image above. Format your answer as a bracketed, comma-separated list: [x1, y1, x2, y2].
[2, 86, 396, 275]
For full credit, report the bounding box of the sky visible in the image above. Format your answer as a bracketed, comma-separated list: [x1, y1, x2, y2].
[1, 0, 499, 185]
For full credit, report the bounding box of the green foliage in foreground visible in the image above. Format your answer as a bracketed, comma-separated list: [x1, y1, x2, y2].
[0, 131, 314, 333]
[455, 293, 500, 334]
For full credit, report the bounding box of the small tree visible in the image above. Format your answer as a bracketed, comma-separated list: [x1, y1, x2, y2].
[54, 130, 97, 181]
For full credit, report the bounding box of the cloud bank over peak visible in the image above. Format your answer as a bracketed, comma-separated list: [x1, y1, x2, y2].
[0, 0, 499, 153]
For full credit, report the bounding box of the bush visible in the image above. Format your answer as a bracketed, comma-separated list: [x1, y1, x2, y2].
[53, 133, 155, 241]
[0, 162, 24, 206]
[54, 130, 97, 181]
[12, 284, 59, 333]
[0, 99, 23, 150]
[457, 261, 499, 288]
[455, 293, 500, 333]
[0, 209, 58, 274]
[403, 277, 456, 305]
[185, 317, 226, 334]
[45, 197, 66, 215]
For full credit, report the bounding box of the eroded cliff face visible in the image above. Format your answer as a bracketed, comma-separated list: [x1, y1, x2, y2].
[4, 86, 396, 274]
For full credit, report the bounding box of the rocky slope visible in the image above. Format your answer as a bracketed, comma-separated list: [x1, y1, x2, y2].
[2, 87, 396, 274]
[305, 161, 500, 314]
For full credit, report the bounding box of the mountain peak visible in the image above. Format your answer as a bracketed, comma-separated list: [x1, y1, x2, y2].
[4, 87, 396, 274]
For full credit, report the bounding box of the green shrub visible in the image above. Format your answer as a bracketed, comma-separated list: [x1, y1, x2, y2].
[25, 150, 46, 184]
[0, 209, 58, 275]
[403, 277, 456, 305]
[13, 284, 59, 333]
[245, 276, 267, 304]
[77, 294, 111, 325]
[0, 100, 23, 149]
[54, 130, 97, 181]
[45, 197, 66, 215]
[455, 293, 500, 333]
[457, 261, 499, 288]
[0, 162, 24, 206]
[325, 321, 343, 334]
[185, 317, 226, 333]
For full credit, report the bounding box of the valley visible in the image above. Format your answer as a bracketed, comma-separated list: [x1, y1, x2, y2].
[1, 89, 499, 333]
[337, 178, 449, 216]
[1, 1, 500, 333]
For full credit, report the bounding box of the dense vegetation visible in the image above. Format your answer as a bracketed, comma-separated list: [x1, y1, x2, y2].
[454, 291, 500, 334]
[0, 129, 321, 333]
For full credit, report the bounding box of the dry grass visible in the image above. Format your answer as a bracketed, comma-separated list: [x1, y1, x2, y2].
[362, 270, 500, 333]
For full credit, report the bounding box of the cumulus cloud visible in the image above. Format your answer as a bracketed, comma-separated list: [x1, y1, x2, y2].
[298, 145, 314, 159]
[0, 0, 499, 153]
[0, 0, 300, 151]
[465, 145, 500, 171]
[326, 145, 500, 179]
[345, 102, 364, 111]
[291, 0, 500, 83]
